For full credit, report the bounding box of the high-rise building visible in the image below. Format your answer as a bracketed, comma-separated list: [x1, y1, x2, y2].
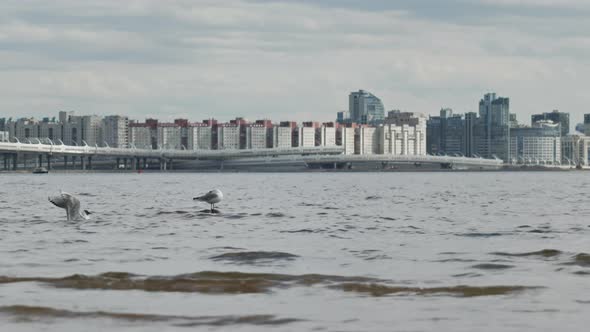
[464, 112, 477, 157]
[349, 90, 385, 124]
[381, 123, 427, 156]
[581, 114, 590, 136]
[336, 111, 350, 124]
[426, 115, 442, 154]
[510, 121, 561, 164]
[62, 114, 102, 146]
[562, 135, 590, 166]
[475, 93, 510, 161]
[187, 122, 213, 150]
[157, 123, 182, 149]
[531, 110, 569, 136]
[101, 115, 129, 148]
[509, 113, 518, 128]
[38, 118, 61, 142]
[383, 110, 427, 155]
[8, 118, 40, 141]
[246, 120, 272, 149]
[129, 123, 153, 149]
[300, 122, 319, 147]
[0, 118, 9, 142]
[217, 123, 241, 150]
[356, 126, 379, 155]
[426, 108, 464, 156]
[273, 122, 297, 148]
[320, 123, 337, 147]
[338, 125, 356, 155]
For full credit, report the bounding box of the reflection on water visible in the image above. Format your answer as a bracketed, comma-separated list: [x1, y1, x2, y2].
[1, 172, 590, 331]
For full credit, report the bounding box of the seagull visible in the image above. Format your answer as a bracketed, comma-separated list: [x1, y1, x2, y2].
[48, 191, 91, 221]
[193, 189, 223, 212]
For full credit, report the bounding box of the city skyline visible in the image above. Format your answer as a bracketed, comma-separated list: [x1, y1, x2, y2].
[1, 1, 589, 123]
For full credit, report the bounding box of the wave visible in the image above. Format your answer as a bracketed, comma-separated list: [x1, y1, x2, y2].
[210, 251, 299, 263]
[491, 249, 562, 258]
[471, 263, 514, 270]
[0, 271, 539, 297]
[562, 253, 590, 267]
[0, 305, 301, 326]
[333, 284, 538, 297]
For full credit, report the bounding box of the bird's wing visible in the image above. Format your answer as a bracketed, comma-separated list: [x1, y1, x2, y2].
[200, 191, 218, 201]
[48, 194, 68, 208]
[65, 195, 81, 221]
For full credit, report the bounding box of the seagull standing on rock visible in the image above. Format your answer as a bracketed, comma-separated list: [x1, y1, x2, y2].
[193, 189, 223, 212]
[48, 191, 91, 221]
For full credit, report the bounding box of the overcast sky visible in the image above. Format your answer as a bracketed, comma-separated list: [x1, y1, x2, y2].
[1, 0, 589, 125]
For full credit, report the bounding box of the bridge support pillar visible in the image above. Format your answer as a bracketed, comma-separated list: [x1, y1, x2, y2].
[80, 156, 86, 170]
[47, 154, 52, 170]
[131, 158, 137, 170]
[64, 156, 68, 170]
[3, 154, 7, 170]
[168, 159, 173, 170]
[115, 158, 120, 170]
[23, 154, 27, 169]
[38, 155, 43, 167]
[123, 158, 128, 170]
[87, 156, 92, 170]
[13, 153, 18, 170]
[143, 158, 147, 170]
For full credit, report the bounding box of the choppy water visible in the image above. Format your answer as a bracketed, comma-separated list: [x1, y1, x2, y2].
[1, 171, 590, 331]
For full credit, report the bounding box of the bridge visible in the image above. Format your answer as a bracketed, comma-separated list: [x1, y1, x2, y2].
[0, 141, 503, 171]
[0, 141, 344, 170]
[302, 154, 504, 170]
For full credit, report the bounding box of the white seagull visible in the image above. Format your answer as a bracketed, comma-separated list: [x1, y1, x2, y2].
[48, 191, 91, 221]
[193, 189, 223, 212]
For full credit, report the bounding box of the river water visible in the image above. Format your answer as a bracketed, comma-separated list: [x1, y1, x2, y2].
[0, 171, 589, 331]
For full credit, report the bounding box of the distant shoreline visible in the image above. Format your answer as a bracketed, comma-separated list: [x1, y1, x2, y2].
[0, 167, 583, 174]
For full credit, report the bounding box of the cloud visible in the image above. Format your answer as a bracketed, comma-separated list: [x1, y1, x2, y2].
[0, 0, 589, 127]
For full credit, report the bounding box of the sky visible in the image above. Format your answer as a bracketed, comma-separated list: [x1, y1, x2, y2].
[1, 0, 589, 125]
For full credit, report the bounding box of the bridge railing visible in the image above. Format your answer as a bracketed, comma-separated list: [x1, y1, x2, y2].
[302, 153, 504, 166]
[0, 141, 502, 165]
[0, 141, 344, 159]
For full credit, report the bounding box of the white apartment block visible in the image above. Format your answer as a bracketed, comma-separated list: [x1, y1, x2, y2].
[9, 118, 39, 141]
[39, 122, 61, 141]
[562, 135, 590, 166]
[187, 124, 212, 150]
[129, 125, 152, 149]
[510, 136, 561, 164]
[61, 115, 101, 146]
[300, 127, 316, 147]
[248, 125, 268, 149]
[320, 126, 336, 146]
[381, 124, 426, 156]
[102, 115, 129, 148]
[0, 131, 9, 142]
[341, 127, 355, 155]
[274, 126, 293, 148]
[218, 125, 240, 150]
[357, 127, 380, 155]
[158, 125, 182, 149]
